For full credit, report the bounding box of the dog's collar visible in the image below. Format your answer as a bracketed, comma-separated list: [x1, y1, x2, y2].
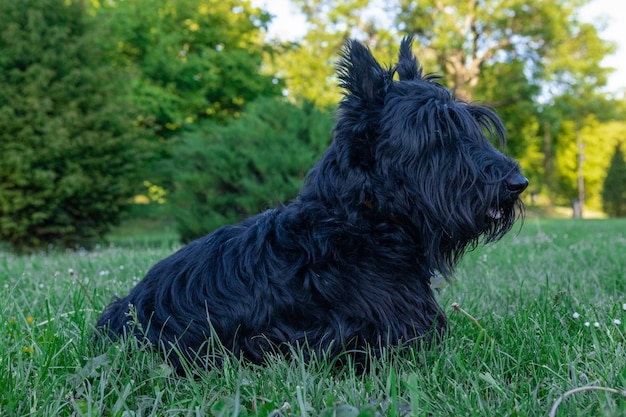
[430, 275, 446, 290]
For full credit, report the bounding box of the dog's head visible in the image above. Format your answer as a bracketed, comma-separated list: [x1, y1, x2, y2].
[325, 37, 528, 275]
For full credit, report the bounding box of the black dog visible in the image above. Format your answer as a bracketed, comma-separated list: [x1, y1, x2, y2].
[97, 37, 527, 371]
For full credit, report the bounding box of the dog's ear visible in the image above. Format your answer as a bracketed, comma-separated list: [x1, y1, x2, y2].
[336, 39, 390, 107]
[335, 39, 391, 171]
[396, 36, 422, 81]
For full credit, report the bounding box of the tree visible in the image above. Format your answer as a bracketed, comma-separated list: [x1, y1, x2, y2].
[170, 98, 333, 242]
[273, 0, 397, 107]
[602, 143, 626, 217]
[0, 0, 149, 251]
[395, 0, 614, 102]
[93, 0, 282, 137]
[552, 119, 626, 211]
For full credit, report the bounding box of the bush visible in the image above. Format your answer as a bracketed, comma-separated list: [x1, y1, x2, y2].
[170, 98, 333, 242]
[0, 0, 149, 251]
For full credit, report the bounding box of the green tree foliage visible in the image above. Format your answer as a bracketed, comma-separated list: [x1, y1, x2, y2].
[170, 98, 333, 242]
[554, 120, 626, 210]
[0, 0, 149, 251]
[602, 142, 626, 217]
[94, 0, 282, 137]
[275, 0, 396, 107]
[395, 0, 613, 101]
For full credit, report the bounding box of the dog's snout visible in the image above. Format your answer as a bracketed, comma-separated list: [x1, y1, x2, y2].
[505, 173, 529, 194]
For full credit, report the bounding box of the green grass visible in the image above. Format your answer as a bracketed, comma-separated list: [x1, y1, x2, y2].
[1, 219, 625, 416]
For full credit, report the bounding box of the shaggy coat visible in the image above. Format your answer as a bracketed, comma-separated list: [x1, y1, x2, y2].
[97, 37, 527, 371]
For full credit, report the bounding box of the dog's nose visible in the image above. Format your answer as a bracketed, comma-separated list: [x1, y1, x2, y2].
[506, 173, 529, 194]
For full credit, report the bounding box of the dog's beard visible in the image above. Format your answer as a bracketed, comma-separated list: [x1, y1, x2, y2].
[424, 191, 523, 277]
[483, 198, 524, 243]
[487, 207, 503, 220]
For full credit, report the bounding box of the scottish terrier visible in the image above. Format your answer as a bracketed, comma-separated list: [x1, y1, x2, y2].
[97, 37, 527, 371]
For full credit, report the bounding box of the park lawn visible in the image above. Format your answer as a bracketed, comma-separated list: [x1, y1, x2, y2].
[0, 218, 625, 416]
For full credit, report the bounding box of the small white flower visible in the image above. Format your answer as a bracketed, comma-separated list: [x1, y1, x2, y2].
[614, 319, 621, 325]
[622, 303, 626, 311]
[572, 312, 580, 319]
[594, 322, 600, 328]
[99, 270, 110, 277]
[584, 322, 590, 327]
[38, 283, 44, 289]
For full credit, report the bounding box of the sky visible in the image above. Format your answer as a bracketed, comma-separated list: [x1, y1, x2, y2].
[252, 0, 626, 95]
[581, 0, 626, 93]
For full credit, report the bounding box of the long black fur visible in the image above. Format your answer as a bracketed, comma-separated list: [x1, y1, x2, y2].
[97, 37, 528, 372]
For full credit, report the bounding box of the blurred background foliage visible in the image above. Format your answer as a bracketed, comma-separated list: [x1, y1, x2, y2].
[0, 0, 625, 251]
[170, 97, 332, 242]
